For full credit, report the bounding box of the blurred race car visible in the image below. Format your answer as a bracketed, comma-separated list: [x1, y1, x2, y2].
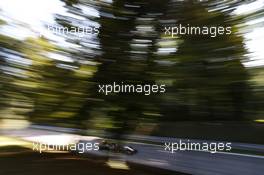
[99, 140, 138, 155]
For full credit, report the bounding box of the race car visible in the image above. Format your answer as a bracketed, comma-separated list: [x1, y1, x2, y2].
[98, 140, 138, 155]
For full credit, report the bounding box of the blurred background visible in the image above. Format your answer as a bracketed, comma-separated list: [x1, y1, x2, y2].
[0, 0, 264, 174]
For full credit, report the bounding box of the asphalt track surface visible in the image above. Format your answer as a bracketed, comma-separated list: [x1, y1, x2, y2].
[1, 127, 264, 175]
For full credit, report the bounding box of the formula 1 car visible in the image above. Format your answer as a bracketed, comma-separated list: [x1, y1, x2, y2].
[99, 140, 138, 155]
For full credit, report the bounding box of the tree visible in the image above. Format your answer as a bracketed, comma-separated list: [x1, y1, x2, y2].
[158, 0, 250, 121]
